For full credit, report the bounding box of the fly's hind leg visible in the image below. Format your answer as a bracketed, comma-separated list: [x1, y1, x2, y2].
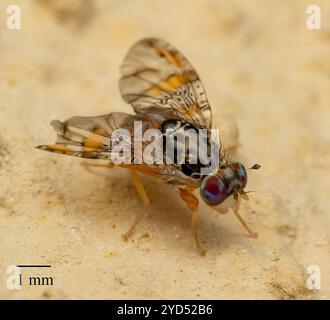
[122, 168, 150, 241]
[232, 194, 258, 238]
[180, 189, 206, 256]
[82, 162, 150, 240]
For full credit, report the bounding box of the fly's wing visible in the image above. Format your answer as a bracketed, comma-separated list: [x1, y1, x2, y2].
[37, 111, 189, 185]
[119, 38, 212, 129]
[37, 112, 137, 160]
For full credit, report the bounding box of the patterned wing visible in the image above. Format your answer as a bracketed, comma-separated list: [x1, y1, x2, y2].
[119, 38, 212, 129]
[37, 112, 138, 160]
[37, 111, 193, 185]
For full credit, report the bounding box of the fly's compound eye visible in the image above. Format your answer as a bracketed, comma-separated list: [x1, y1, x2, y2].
[200, 175, 228, 206]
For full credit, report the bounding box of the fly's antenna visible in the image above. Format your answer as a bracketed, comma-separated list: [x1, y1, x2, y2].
[244, 190, 273, 195]
[249, 164, 261, 170]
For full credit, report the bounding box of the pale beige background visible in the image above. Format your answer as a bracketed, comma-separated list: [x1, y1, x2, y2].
[0, 0, 329, 299]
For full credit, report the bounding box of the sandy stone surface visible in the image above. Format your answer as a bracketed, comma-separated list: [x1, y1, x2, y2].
[0, 0, 329, 299]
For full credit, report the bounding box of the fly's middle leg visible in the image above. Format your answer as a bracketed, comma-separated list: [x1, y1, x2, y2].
[122, 168, 150, 241]
[180, 188, 206, 256]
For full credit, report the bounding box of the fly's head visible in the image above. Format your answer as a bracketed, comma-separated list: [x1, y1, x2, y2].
[200, 163, 260, 208]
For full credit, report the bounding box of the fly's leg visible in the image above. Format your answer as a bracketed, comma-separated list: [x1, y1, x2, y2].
[122, 168, 150, 241]
[232, 194, 258, 238]
[81, 163, 149, 240]
[180, 189, 206, 256]
[81, 161, 115, 174]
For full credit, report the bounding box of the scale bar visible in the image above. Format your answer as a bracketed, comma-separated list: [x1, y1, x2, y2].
[16, 265, 51, 268]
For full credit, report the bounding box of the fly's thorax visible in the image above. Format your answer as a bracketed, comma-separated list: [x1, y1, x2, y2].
[161, 119, 224, 179]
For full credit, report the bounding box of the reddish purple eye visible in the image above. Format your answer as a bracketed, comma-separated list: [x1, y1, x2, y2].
[200, 175, 228, 206]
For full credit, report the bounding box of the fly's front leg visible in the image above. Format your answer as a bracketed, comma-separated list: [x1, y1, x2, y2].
[180, 188, 206, 256]
[122, 168, 150, 241]
[232, 194, 258, 238]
